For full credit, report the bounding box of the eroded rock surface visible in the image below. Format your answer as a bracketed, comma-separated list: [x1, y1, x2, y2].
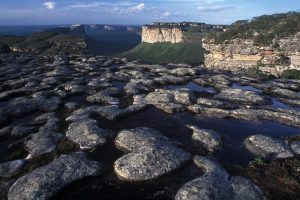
[175, 156, 264, 200]
[8, 152, 101, 200]
[114, 127, 191, 181]
[244, 135, 294, 158]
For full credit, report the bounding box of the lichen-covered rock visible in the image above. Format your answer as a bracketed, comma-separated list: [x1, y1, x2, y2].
[154, 102, 185, 113]
[175, 156, 264, 200]
[290, 141, 300, 154]
[268, 88, 300, 99]
[67, 104, 147, 122]
[66, 119, 113, 149]
[244, 135, 293, 158]
[0, 160, 25, 178]
[86, 87, 121, 105]
[114, 144, 191, 181]
[24, 113, 63, 159]
[231, 176, 264, 200]
[145, 90, 174, 104]
[216, 89, 268, 105]
[65, 102, 80, 110]
[115, 127, 170, 152]
[114, 127, 191, 181]
[24, 130, 63, 159]
[187, 125, 222, 152]
[8, 152, 101, 200]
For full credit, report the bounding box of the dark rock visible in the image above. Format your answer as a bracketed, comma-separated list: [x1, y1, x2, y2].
[8, 152, 101, 200]
[114, 127, 191, 181]
[187, 125, 222, 152]
[66, 119, 113, 149]
[244, 134, 293, 159]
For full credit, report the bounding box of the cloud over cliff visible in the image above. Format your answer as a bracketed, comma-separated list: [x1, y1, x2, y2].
[43, 2, 56, 10]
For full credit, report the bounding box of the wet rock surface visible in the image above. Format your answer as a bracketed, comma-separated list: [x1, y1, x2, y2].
[66, 119, 113, 149]
[244, 134, 294, 159]
[114, 127, 191, 181]
[187, 125, 222, 152]
[0, 54, 300, 199]
[8, 152, 101, 200]
[175, 156, 264, 200]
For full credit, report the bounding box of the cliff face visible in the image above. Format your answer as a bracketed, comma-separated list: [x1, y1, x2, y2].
[141, 26, 184, 43]
[203, 32, 300, 76]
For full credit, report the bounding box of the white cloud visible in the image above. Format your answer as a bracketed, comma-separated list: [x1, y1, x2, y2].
[112, 3, 146, 14]
[123, 3, 145, 13]
[68, 3, 100, 9]
[163, 11, 171, 17]
[43, 2, 56, 10]
[197, 5, 233, 12]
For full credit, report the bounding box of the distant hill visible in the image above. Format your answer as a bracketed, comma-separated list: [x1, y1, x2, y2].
[0, 26, 87, 55]
[0, 24, 141, 56]
[123, 42, 204, 64]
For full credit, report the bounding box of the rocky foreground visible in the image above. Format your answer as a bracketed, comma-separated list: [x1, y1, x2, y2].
[0, 54, 300, 199]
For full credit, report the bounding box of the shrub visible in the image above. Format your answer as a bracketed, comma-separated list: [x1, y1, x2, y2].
[281, 70, 300, 79]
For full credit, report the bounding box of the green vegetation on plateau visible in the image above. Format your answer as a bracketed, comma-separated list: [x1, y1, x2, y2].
[0, 31, 87, 55]
[209, 11, 300, 45]
[281, 70, 300, 80]
[123, 42, 204, 64]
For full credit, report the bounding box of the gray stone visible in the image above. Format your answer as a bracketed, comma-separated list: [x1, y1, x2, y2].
[66, 119, 112, 149]
[114, 127, 191, 181]
[153, 103, 185, 113]
[231, 176, 264, 200]
[216, 89, 268, 105]
[8, 152, 101, 200]
[244, 134, 294, 158]
[65, 102, 80, 110]
[290, 141, 300, 154]
[114, 144, 191, 181]
[175, 156, 264, 200]
[11, 126, 36, 139]
[115, 127, 170, 152]
[86, 87, 121, 105]
[0, 160, 25, 178]
[268, 88, 300, 99]
[187, 125, 222, 152]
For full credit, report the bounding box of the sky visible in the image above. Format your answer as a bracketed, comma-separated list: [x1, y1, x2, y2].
[0, 0, 299, 25]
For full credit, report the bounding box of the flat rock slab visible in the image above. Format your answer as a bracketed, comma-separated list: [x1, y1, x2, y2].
[175, 156, 264, 200]
[8, 152, 101, 200]
[114, 144, 191, 181]
[0, 160, 25, 179]
[216, 89, 268, 105]
[290, 141, 300, 154]
[115, 127, 170, 152]
[66, 119, 113, 149]
[114, 127, 191, 181]
[244, 134, 294, 159]
[187, 125, 222, 152]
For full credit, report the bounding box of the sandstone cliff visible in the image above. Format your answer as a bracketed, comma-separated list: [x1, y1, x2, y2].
[203, 32, 300, 76]
[141, 23, 225, 44]
[141, 26, 184, 43]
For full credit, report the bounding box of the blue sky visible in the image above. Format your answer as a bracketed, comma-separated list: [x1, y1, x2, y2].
[0, 0, 299, 25]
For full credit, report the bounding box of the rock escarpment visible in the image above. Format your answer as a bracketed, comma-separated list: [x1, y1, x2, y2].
[141, 22, 225, 44]
[203, 12, 300, 76]
[203, 33, 300, 76]
[142, 26, 184, 43]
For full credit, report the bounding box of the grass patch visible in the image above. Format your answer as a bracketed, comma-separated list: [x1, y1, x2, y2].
[123, 42, 204, 64]
[281, 70, 300, 80]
